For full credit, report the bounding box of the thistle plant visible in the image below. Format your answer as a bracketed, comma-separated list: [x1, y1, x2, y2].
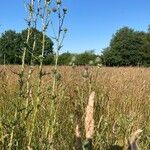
[27, 0, 50, 148]
[82, 65, 92, 95]
[18, 0, 35, 98]
[51, 0, 68, 96]
[23, 0, 68, 149]
[25, 0, 40, 117]
[45, 1, 68, 149]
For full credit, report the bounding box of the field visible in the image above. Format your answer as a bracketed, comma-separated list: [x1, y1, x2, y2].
[0, 65, 150, 149]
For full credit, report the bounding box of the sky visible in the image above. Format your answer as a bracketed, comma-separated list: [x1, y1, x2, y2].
[0, 0, 150, 54]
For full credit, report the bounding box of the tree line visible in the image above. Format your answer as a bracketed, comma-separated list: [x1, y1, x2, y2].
[0, 26, 150, 66]
[0, 28, 100, 66]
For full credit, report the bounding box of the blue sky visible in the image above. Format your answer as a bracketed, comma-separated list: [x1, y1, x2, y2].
[0, 0, 150, 54]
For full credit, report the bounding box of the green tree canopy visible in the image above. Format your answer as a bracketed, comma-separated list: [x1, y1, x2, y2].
[76, 50, 97, 65]
[20, 28, 53, 64]
[0, 30, 22, 64]
[58, 52, 73, 65]
[0, 28, 53, 64]
[141, 27, 150, 66]
[102, 26, 150, 66]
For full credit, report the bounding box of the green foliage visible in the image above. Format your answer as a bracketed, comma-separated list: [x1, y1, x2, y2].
[102, 26, 150, 66]
[0, 31, 99, 66]
[21, 28, 53, 64]
[58, 52, 72, 65]
[76, 50, 98, 65]
[141, 30, 150, 66]
[0, 28, 53, 64]
[57, 50, 100, 66]
[0, 30, 22, 64]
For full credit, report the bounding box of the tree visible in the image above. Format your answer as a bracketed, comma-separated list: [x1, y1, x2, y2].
[76, 50, 97, 65]
[58, 52, 73, 65]
[0, 30, 22, 64]
[0, 28, 53, 64]
[102, 27, 147, 66]
[141, 27, 150, 66]
[21, 28, 53, 64]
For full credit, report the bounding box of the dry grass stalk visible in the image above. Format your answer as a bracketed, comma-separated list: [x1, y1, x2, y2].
[75, 124, 82, 150]
[76, 124, 81, 138]
[127, 129, 142, 150]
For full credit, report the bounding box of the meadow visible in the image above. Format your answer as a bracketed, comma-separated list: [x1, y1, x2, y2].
[0, 65, 150, 149]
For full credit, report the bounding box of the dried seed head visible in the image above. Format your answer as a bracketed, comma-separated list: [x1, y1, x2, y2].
[56, 0, 61, 5]
[85, 92, 95, 139]
[55, 72, 61, 81]
[46, 0, 51, 2]
[64, 28, 68, 33]
[97, 63, 102, 68]
[52, 7, 57, 13]
[82, 70, 89, 78]
[63, 8, 67, 14]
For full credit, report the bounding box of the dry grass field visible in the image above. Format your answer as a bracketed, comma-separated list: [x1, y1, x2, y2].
[0, 65, 150, 149]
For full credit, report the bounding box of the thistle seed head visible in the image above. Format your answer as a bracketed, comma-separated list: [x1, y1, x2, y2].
[52, 7, 57, 13]
[64, 28, 68, 33]
[56, 0, 61, 5]
[63, 8, 67, 14]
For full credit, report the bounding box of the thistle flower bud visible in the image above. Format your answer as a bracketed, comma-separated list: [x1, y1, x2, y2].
[39, 55, 44, 61]
[89, 60, 94, 65]
[56, 0, 61, 5]
[63, 8, 67, 14]
[64, 28, 68, 33]
[95, 57, 101, 63]
[71, 56, 76, 62]
[69, 62, 73, 66]
[52, 7, 57, 13]
[47, 8, 51, 15]
[97, 63, 102, 68]
[55, 72, 61, 81]
[82, 70, 89, 78]
[51, 68, 57, 74]
[46, 0, 51, 3]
